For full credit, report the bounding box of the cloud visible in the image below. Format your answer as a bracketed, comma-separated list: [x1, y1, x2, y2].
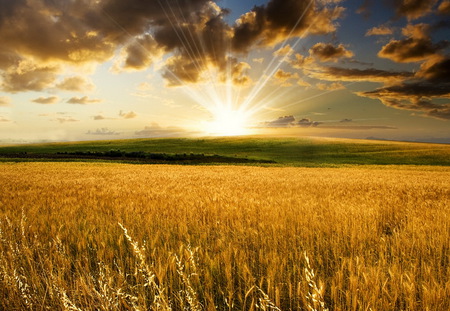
[365, 25, 394, 36]
[378, 23, 449, 63]
[322, 125, 397, 130]
[273, 69, 299, 87]
[316, 82, 345, 91]
[0, 2, 115, 67]
[0, 0, 342, 89]
[296, 118, 321, 128]
[135, 123, 186, 138]
[273, 45, 295, 57]
[67, 96, 101, 104]
[32, 96, 59, 104]
[290, 53, 315, 70]
[353, 53, 450, 120]
[261, 115, 396, 129]
[56, 76, 95, 92]
[113, 34, 164, 72]
[356, 0, 372, 18]
[0, 96, 11, 106]
[438, 1, 450, 14]
[263, 115, 296, 127]
[162, 55, 204, 86]
[307, 66, 414, 83]
[1, 60, 59, 93]
[122, 35, 162, 71]
[55, 117, 79, 124]
[361, 91, 450, 120]
[93, 115, 106, 120]
[358, 82, 450, 120]
[416, 56, 450, 82]
[0, 0, 235, 87]
[0, 116, 10, 122]
[392, 0, 438, 20]
[119, 111, 137, 119]
[297, 78, 312, 87]
[232, 0, 344, 52]
[309, 43, 354, 62]
[86, 128, 120, 136]
[228, 61, 252, 86]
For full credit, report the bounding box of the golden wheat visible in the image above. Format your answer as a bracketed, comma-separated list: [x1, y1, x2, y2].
[0, 162, 449, 310]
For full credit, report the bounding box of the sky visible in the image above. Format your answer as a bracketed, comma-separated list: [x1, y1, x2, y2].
[0, 0, 449, 143]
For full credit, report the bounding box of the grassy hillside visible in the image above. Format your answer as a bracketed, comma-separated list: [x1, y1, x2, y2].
[1, 136, 449, 166]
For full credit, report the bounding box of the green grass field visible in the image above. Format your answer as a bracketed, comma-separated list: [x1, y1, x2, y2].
[1, 136, 449, 166]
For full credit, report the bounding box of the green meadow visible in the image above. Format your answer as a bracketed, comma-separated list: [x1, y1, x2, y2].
[1, 136, 449, 166]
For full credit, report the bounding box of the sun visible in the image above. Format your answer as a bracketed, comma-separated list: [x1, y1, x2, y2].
[203, 106, 251, 136]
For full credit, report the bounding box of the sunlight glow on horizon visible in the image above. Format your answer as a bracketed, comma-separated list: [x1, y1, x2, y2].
[203, 105, 252, 136]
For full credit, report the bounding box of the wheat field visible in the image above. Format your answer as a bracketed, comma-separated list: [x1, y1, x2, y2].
[0, 162, 449, 310]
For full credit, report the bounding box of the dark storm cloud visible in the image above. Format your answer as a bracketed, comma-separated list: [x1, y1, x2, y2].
[378, 23, 448, 63]
[231, 0, 344, 52]
[309, 43, 353, 62]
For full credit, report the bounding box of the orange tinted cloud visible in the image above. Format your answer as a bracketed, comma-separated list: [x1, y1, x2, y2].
[66, 96, 101, 104]
[358, 56, 450, 120]
[393, 0, 438, 20]
[378, 24, 448, 63]
[32, 96, 59, 104]
[365, 25, 394, 36]
[309, 43, 353, 62]
[56, 76, 95, 92]
[232, 0, 344, 52]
